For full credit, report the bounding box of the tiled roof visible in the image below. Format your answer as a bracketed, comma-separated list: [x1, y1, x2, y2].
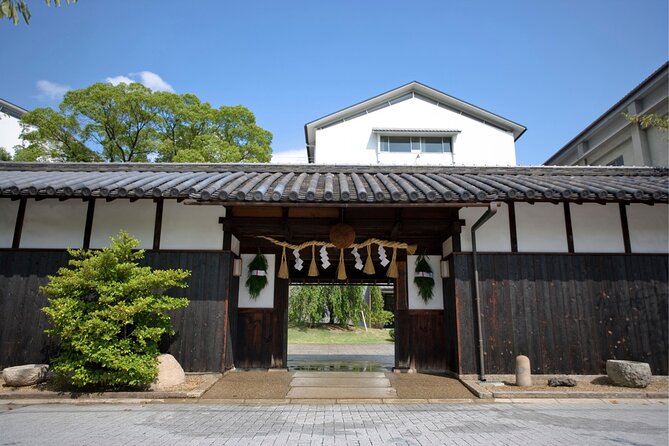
[0, 163, 667, 204]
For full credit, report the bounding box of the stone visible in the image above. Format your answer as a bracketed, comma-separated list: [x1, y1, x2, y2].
[2, 364, 49, 387]
[548, 376, 577, 387]
[606, 360, 651, 388]
[515, 355, 531, 387]
[150, 354, 185, 390]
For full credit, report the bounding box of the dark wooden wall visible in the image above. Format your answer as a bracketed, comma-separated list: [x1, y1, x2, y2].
[0, 250, 236, 372]
[453, 253, 669, 375]
[233, 258, 289, 370]
[394, 260, 449, 372]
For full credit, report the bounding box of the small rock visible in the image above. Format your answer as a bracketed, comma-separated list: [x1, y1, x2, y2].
[606, 360, 652, 388]
[150, 354, 185, 390]
[548, 376, 576, 387]
[2, 364, 49, 387]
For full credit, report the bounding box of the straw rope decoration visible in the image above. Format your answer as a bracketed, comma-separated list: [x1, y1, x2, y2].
[257, 236, 416, 280]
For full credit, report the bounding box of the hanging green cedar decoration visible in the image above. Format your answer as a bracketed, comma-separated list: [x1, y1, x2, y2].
[246, 252, 268, 299]
[414, 255, 435, 303]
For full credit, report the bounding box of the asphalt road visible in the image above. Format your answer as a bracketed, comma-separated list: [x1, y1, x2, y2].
[1, 400, 667, 445]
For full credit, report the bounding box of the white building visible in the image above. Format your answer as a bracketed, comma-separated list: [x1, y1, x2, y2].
[0, 98, 27, 156]
[304, 82, 526, 166]
[545, 62, 668, 167]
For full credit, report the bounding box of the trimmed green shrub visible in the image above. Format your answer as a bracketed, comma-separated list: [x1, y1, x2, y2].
[41, 231, 190, 389]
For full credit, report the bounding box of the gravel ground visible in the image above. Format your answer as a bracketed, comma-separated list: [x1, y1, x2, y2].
[387, 372, 476, 399]
[478, 375, 669, 394]
[201, 371, 293, 399]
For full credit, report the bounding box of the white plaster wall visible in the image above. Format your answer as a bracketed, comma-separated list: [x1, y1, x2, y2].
[0, 112, 22, 156]
[442, 237, 453, 257]
[407, 255, 444, 310]
[515, 203, 568, 252]
[20, 199, 87, 249]
[314, 97, 516, 166]
[90, 200, 155, 249]
[627, 203, 669, 253]
[238, 253, 275, 308]
[570, 203, 624, 253]
[459, 204, 511, 252]
[231, 234, 240, 256]
[0, 199, 19, 248]
[160, 200, 225, 250]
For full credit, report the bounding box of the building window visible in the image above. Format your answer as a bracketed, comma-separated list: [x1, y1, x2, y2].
[607, 156, 624, 166]
[380, 136, 452, 153]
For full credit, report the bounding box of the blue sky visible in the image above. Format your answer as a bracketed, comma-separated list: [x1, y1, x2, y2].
[1, 0, 667, 165]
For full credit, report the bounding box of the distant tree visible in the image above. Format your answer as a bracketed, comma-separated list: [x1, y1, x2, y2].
[1, 0, 76, 25]
[0, 147, 11, 161]
[19, 82, 272, 163]
[288, 285, 364, 327]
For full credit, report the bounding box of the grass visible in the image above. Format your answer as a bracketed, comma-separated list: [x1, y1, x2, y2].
[288, 324, 393, 344]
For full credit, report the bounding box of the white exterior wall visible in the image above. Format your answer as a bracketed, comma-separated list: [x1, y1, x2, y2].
[570, 203, 624, 253]
[238, 254, 275, 308]
[20, 199, 87, 249]
[0, 199, 19, 248]
[160, 201, 225, 250]
[90, 200, 155, 249]
[0, 112, 22, 156]
[627, 203, 669, 253]
[515, 203, 568, 252]
[459, 204, 511, 252]
[314, 97, 516, 166]
[407, 255, 444, 310]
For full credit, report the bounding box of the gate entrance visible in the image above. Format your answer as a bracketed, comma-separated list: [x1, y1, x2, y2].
[286, 282, 395, 372]
[228, 205, 460, 373]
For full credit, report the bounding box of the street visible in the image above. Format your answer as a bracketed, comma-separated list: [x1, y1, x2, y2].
[1, 400, 667, 445]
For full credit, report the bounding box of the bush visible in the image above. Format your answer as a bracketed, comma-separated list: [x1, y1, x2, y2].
[41, 231, 190, 389]
[368, 286, 394, 328]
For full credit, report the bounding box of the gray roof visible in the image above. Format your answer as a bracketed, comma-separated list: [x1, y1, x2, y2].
[0, 162, 667, 204]
[0, 98, 28, 120]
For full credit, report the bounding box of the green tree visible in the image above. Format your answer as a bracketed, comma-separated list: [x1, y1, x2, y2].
[1, 0, 76, 25]
[0, 147, 11, 161]
[41, 231, 190, 389]
[288, 285, 365, 327]
[368, 286, 393, 328]
[19, 82, 272, 163]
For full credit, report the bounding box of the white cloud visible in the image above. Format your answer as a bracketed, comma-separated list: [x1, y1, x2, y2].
[104, 71, 174, 92]
[36, 80, 71, 101]
[271, 148, 309, 164]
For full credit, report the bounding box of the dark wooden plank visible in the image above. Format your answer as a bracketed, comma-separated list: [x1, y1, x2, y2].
[82, 198, 95, 249]
[563, 202, 574, 253]
[508, 202, 518, 253]
[152, 199, 164, 250]
[12, 198, 26, 249]
[619, 203, 631, 254]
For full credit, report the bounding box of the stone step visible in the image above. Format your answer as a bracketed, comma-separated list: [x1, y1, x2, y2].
[287, 386, 397, 399]
[291, 377, 391, 388]
[292, 371, 386, 379]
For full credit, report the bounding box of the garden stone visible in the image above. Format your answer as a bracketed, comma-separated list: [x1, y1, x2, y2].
[606, 360, 651, 388]
[2, 364, 49, 387]
[150, 354, 185, 390]
[548, 376, 576, 387]
[515, 355, 531, 386]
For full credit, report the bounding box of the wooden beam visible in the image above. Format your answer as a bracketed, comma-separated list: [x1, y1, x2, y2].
[153, 199, 164, 250]
[12, 198, 26, 249]
[508, 202, 518, 253]
[619, 203, 631, 254]
[563, 202, 574, 253]
[82, 198, 95, 250]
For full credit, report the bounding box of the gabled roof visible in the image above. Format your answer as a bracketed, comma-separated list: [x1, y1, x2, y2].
[304, 81, 527, 161]
[0, 98, 28, 120]
[0, 162, 665, 205]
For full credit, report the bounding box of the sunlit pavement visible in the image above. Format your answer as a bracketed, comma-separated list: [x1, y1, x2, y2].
[1, 400, 667, 445]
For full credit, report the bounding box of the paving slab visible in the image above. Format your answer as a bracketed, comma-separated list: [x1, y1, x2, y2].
[286, 386, 397, 399]
[293, 371, 386, 378]
[291, 377, 391, 387]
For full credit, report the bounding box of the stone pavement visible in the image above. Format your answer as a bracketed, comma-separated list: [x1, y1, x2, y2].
[287, 343, 395, 372]
[1, 400, 667, 445]
[287, 371, 397, 399]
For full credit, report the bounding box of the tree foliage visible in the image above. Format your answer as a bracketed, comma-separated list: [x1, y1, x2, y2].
[0, 147, 11, 161]
[18, 82, 272, 163]
[1, 0, 75, 25]
[368, 286, 393, 328]
[41, 231, 190, 389]
[624, 112, 669, 132]
[288, 285, 365, 327]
